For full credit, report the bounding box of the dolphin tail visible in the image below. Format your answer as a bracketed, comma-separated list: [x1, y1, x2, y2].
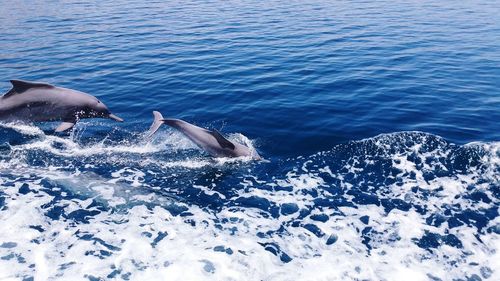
[147, 111, 165, 139]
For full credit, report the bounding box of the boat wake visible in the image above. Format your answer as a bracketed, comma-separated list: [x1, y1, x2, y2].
[0, 123, 498, 280]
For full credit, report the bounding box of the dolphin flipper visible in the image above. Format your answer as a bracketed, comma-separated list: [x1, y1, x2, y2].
[147, 111, 164, 138]
[55, 121, 75, 132]
[210, 130, 235, 150]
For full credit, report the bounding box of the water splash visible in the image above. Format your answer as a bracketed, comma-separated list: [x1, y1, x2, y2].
[0, 128, 497, 280]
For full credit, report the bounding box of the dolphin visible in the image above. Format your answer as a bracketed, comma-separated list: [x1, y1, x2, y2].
[148, 111, 261, 160]
[0, 80, 123, 132]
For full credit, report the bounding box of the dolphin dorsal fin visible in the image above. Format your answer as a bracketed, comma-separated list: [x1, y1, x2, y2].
[210, 130, 235, 150]
[3, 80, 54, 98]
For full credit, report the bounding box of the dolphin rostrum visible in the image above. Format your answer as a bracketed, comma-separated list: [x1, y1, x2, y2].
[0, 80, 123, 132]
[148, 111, 261, 160]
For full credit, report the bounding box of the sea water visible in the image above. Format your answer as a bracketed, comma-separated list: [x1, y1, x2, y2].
[0, 1, 498, 280]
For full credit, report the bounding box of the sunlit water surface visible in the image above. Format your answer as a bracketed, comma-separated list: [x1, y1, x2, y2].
[0, 1, 499, 280]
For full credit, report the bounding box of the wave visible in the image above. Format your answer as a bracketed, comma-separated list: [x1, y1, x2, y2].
[0, 125, 498, 280]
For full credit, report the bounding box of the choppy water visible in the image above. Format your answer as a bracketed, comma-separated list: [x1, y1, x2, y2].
[0, 1, 499, 280]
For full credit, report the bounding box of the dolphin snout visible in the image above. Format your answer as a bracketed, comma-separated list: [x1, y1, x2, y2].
[108, 113, 124, 122]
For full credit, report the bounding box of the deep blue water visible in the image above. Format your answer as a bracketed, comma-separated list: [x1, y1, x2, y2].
[0, 1, 498, 280]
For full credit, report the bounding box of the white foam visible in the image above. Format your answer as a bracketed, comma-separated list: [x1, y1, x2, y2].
[0, 133, 497, 280]
[0, 122, 45, 136]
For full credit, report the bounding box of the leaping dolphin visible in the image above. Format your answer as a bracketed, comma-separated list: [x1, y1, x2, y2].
[0, 80, 123, 132]
[148, 111, 261, 160]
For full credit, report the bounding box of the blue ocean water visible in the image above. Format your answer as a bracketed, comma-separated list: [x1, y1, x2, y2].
[0, 0, 498, 280]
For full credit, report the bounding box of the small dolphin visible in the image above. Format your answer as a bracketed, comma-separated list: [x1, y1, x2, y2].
[0, 80, 123, 132]
[148, 111, 261, 160]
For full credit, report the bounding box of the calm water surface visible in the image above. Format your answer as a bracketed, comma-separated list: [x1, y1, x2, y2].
[0, 1, 498, 280]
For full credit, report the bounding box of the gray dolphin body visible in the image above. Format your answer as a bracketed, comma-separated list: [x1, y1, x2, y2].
[0, 80, 123, 132]
[148, 111, 261, 160]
